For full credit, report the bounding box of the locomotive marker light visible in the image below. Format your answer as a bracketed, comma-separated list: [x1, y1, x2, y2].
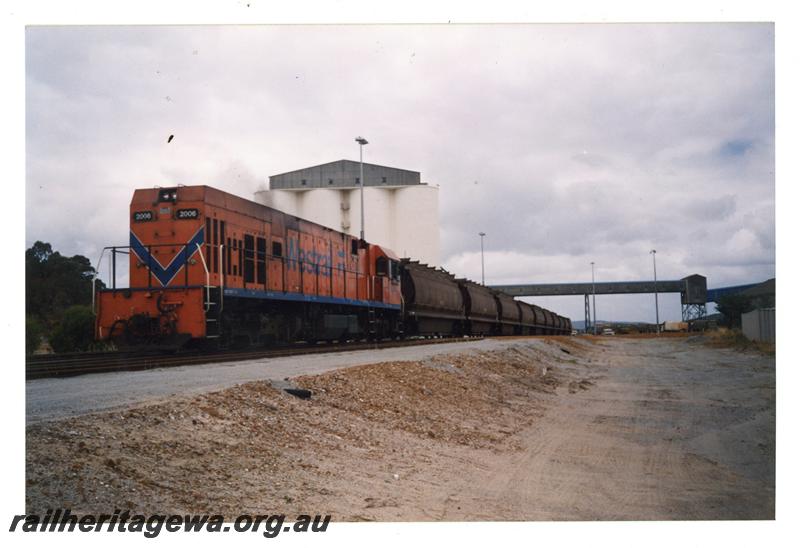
[479, 232, 486, 284]
[355, 136, 369, 241]
[591, 261, 597, 335]
[651, 249, 660, 335]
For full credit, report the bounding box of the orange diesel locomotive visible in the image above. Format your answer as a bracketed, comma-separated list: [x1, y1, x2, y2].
[95, 186, 402, 346]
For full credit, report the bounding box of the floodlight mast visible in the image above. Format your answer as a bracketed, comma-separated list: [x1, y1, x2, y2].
[355, 136, 369, 241]
[651, 249, 660, 334]
[479, 232, 486, 284]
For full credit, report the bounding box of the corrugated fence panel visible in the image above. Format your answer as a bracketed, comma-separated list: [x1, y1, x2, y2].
[742, 308, 775, 343]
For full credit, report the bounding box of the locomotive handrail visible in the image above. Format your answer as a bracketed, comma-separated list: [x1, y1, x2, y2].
[91, 247, 108, 315]
[92, 241, 392, 306]
[195, 243, 211, 312]
[218, 243, 224, 313]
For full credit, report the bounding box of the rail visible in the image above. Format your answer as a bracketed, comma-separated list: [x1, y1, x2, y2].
[25, 336, 483, 380]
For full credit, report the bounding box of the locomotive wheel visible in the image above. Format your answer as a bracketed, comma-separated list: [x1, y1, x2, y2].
[158, 314, 177, 337]
[106, 319, 128, 342]
[125, 313, 155, 345]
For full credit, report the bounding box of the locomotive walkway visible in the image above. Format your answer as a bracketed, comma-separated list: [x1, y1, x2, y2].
[25, 337, 531, 424]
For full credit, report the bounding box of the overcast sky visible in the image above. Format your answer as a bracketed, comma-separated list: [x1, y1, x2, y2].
[25, 24, 775, 322]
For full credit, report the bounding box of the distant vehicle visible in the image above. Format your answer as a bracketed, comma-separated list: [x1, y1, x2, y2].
[571, 329, 578, 336]
[663, 321, 689, 332]
[602, 328, 615, 336]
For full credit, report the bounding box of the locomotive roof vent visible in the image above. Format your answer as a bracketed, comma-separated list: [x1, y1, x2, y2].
[157, 187, 178, 203]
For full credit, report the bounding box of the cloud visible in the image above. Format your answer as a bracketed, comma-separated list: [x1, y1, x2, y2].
[25, 24, 775, 321]
[720, 139, 754, 157]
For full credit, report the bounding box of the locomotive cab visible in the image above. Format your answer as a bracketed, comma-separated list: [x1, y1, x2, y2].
[129, 186, 207, 289]
[94, 186, 210, 347]
[368, 245, 402, 306]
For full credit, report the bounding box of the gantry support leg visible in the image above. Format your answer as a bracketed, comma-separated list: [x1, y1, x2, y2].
[584, 294, 591, 334]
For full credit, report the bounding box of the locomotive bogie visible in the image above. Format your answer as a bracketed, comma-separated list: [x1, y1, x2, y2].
[95, 287, 206, 346]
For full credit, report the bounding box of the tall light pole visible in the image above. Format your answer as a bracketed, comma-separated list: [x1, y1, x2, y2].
[591, 261, 597, 335]
[479, 232, 486, 284]
[355, 136, 368, 241]
[651, 249, 660, 334]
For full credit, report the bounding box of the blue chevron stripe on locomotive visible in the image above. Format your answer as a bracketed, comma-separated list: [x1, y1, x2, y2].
[129, 227, 205, 287]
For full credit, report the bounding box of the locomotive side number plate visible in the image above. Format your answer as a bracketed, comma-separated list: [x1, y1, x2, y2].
[132, 210, 154, 222]
[175, 208, 200, 220]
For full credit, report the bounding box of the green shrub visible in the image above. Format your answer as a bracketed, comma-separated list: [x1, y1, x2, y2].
[50, 305, 95, 353]
[26, 316, 44, 354]
[715, 293, 755, 328]
[704, 327, 774, 355]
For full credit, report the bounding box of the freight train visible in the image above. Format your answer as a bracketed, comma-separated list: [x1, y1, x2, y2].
[94, 185, 571, 348]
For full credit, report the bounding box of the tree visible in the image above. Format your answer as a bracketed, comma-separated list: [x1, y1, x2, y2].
[26, 241, 104, 352]
[49, 305, 95, 353]
[26, 241, 102, 325]
[715, 293, 755, 328]
[26, 316, 44, 355]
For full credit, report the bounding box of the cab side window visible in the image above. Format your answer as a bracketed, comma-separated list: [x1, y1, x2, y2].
[376, 256, 388, 277]
[256, 237, 267, 284]
[244, 235, 255, 283]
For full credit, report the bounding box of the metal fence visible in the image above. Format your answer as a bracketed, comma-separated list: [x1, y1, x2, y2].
[741, 308, 775, 343]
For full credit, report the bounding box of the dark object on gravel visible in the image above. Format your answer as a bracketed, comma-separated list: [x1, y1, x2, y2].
[284, 388, 312, 399]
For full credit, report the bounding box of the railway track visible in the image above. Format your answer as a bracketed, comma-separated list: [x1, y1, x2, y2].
[26, 337, 479, 380]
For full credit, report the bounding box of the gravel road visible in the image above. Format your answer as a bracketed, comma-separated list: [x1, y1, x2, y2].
[436, 337, 775, 520]
[26, 338, 523, 423]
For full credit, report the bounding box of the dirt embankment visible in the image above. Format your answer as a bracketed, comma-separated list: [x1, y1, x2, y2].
[26, 335, 774, 521]
[26, 338, 592, 518]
